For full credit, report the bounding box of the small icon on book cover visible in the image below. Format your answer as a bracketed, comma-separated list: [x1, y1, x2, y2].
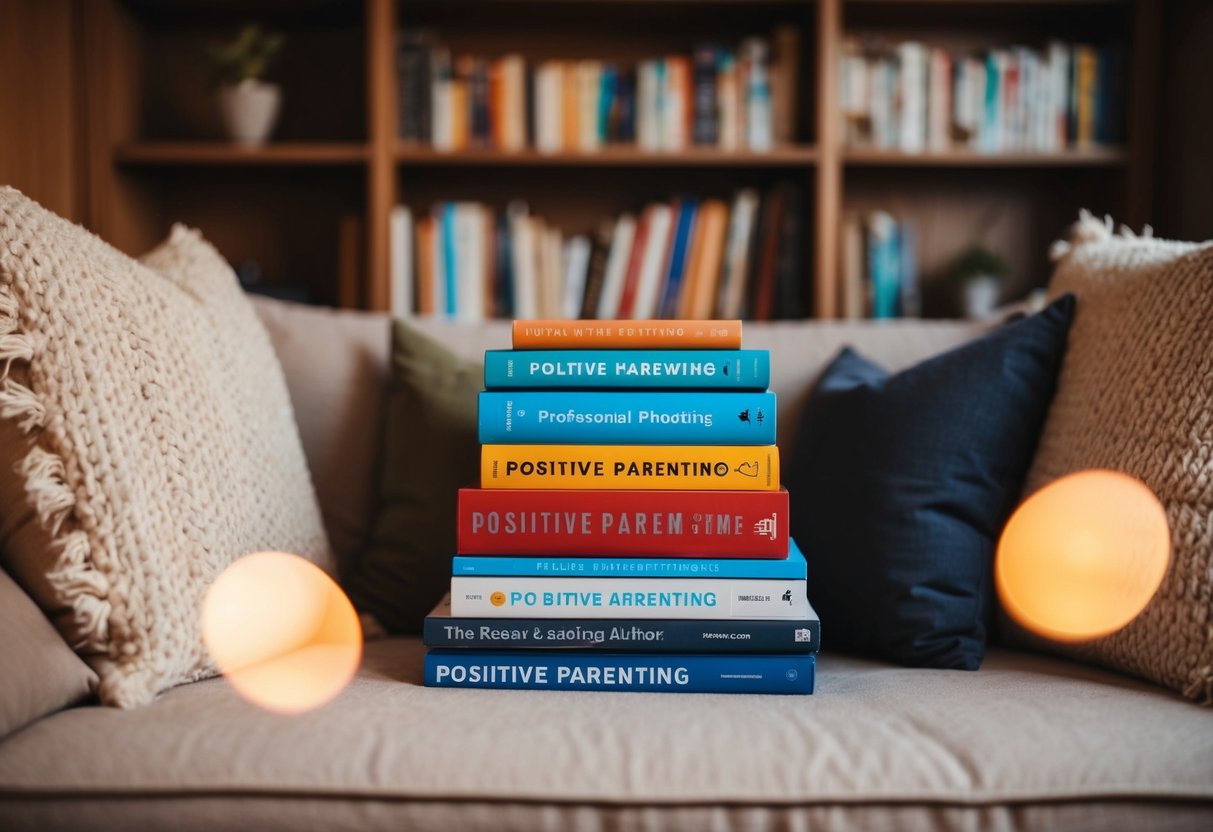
[756, 409, 764, 424]
[781, 589, 793, 604]
[490, 591, 507, 607]
[794, 628, 812, 643]
[735, 461, 759, 477]
[738, 408, 751, 423]
[753, 514, 777, 539]
[785, 669, 799, 682]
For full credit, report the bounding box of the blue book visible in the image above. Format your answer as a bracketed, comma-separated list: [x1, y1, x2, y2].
[478, 390, 776, 444]
[424, 595, 820, 653]
[442, 202, 458, 317]
[424, 650, 815, 694]
[453, 539, 806, 579]
[598, 65, 618, 143]
[484, 349, 770, 390]
[658, 200, 699, 319]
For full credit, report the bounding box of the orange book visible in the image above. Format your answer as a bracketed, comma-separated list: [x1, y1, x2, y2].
[685, 199, 728, 320]
[562, 60, 579, 151]
[512, 319, 742, 349]
[416, 215, 435, 315]
[489, 58, 505, 149]
[482, 444, 778, 491]
[450, 79, 469, 150]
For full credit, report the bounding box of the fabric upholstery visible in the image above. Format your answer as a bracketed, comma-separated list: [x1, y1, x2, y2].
[1, 639, 1209, 831]
[346, 320, 484, 633]
[0, 567, 96, 740]
[786, 297, 1075, 669]
[1017, 214, 1213, 701]
[250, 297, 391, 573]
[0, 189, 331, 707]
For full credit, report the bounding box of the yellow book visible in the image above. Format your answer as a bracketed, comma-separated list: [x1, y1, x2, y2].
[481, 445, 778, 491]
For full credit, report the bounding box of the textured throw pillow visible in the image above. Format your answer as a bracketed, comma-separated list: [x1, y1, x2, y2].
[786, 296, 1075, 669]
[346, 320, 482, 634]
[0, 188, 332, 707]
[0, 567, 96, 739]
[1013, 214, 1213, 702]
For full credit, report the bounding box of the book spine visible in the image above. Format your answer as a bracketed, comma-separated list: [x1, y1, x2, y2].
[484, 349, 770, 390]
[424, 617, 819, 653]
[453, 539, 802, 578]
[457, 487, 788, 557]
[512, 320, 742, 349]
[481, 444, 778, 491]
[478, 391, 776, 445]
[450, 577, 808, 619]
[424, 651, 815, 694]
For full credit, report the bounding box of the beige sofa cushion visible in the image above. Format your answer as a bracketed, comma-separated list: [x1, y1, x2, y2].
[1, 639, 1210, 831]
[0, 567, 96, 740]
[0, 189, 331, 707]
[1017, 214, 1213, 701]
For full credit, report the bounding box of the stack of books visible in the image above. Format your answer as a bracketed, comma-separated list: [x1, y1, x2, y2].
[388, 185, 805, 322]
[397, 29, 801, 153]
[424, 319, 818, 694]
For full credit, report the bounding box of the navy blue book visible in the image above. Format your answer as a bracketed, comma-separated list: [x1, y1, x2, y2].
[478, 390, 776, 444]
[423, 594, 820, 653]
[424, 650, 815, 694]
[658, 200, 699, 319]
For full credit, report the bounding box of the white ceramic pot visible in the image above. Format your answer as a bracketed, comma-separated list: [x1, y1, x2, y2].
[218, 79, 281, 146]
[961, 274, 1002, 319]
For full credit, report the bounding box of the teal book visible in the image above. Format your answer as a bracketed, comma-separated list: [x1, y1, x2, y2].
[484, 349, 770, 390]
[478, 390, 776, 444]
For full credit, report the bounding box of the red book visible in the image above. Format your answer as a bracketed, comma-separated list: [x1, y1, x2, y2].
[457, 488, 789, 557]
[615, 207, 651, 319]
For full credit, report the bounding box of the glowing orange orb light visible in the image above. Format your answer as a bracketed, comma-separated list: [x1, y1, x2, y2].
[202, 552, 362, 714]
[996, 470, 1170, 643]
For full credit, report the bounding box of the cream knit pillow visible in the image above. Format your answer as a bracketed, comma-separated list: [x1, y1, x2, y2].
[0, 188, 332, 707]
[1015, 212, 1213, 702]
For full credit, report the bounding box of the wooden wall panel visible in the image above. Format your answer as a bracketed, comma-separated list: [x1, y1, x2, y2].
[0, 0, 81, 220]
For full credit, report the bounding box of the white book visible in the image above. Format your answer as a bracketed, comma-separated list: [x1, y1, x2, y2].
[1046, 41, 1070, 151]
[431, 48, 453, 151]
[717, 189, 759, 319]
[631, 204, 674, 320]
[869, 57, 893, 149]
[508, 203, 538, 319]
[389, 205, 413, 318]
[663, 59, 687, 151]
[839, 38, 869, 146]
[637, 60, 660, 151]
[536, 62, 562, 153]
[450, 577, 811, 620]
[578, 61, 601, 153]
[454, 203, 485, 322]
[839, 211, 865, 319]
[897, 42, 927, 153]
[742, 38, 772, 151]
[430, 205, 448, 317]
[595, 213, 637, 319]
[927, 48, 951, 152]
[501, 54, 527, 151]
[543, 227, 565, 319]
[562, 235, 591, 319]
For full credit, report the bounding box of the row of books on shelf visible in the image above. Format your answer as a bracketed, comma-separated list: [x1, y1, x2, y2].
[425, 319, 816, 695]
[397, 28, 800, 153]
[388, 187, 805, 322]
[839, 38, 1126, 153]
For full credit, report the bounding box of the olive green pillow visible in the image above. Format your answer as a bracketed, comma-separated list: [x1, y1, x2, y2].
[347, 320, 482, 633]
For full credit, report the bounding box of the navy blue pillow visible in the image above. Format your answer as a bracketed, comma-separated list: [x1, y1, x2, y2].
[786, 295, 1075, 669]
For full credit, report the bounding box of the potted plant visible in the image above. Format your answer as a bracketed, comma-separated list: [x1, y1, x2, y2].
[207, 24, 285, 147]
[945, 244, 1010, 319]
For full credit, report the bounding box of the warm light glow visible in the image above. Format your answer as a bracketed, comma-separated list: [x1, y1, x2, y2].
[996, 470, 1170, 643]
[202, 552, 362, 714]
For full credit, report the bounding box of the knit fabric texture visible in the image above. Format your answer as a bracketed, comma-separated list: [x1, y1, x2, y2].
[0, 188, 332, 707]
[1015, 211, 1213, 703]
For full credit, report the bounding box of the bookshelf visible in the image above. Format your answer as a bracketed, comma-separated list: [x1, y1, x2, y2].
[92, 0, 1157, 318]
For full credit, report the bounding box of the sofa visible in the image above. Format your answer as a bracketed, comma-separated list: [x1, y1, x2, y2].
[2, 297, 1211, 831]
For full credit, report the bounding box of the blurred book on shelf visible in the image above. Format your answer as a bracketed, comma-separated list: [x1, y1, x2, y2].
[838, 211, 920, 320]
[389, 187, 806, 321]
[839, 37, 1127, 153]
[397, 28, 800, 153]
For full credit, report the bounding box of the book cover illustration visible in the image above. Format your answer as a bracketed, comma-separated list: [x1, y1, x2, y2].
[478, 391, 776, 445]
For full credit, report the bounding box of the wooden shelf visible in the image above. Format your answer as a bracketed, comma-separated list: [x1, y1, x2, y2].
[843, 146, 1129, 167]
[115, 142, 369, 166]
[395, 145, 818, 168]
